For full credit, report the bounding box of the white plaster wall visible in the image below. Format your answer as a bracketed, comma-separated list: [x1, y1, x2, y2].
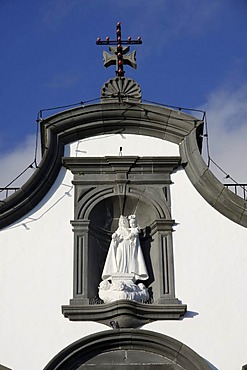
[0, 134, 246, 370]
[146, 167, 247, 370]
[70, 133, 179, 157]
[0, 166, 106, 370]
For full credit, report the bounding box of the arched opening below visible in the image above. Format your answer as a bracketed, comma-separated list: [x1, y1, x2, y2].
[79, 349, 180, 368]
[44, 329, 213, 370]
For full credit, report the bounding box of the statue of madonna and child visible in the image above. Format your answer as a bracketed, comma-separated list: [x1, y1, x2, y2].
[98, 214, 150, 303]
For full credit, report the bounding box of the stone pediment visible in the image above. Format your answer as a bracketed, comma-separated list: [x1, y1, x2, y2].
[1, 102, 246, 229]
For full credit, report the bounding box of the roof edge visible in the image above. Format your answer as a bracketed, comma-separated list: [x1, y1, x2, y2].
[0, 102, 246, 229]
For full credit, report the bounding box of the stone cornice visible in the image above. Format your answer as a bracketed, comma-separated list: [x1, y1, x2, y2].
[0, 102, 246, 229]
[62, 299, 186, 328]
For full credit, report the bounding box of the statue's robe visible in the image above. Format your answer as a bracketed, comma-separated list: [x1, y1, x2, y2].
[102, 226, 148, 281]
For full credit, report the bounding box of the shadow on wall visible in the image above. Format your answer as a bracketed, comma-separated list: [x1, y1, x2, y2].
[180, 311, 199, 320]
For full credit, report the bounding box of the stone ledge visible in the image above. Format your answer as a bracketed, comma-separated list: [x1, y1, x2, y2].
[62, 299, 187, 328]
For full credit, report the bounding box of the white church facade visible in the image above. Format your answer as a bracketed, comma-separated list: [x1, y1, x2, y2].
[0, 23, 247, 370]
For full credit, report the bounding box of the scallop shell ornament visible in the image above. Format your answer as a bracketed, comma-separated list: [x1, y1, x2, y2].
[101, 77, 142, 103]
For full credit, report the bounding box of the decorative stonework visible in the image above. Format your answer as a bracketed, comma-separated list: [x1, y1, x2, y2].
[1, 103, 246, 229]
[44, 329, 213, 370]
[101, 77, 141, 103]
[96, 22, 142, 77]
[62, 156, 186, 328]
[99, 274, 150, 304]
[62, 300, 186, 328]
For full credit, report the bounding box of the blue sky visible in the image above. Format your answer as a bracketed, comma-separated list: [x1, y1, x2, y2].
[1, 0, 247, 186]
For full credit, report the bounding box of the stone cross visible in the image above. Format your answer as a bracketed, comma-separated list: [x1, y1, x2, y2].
[96, 22, 142, 77]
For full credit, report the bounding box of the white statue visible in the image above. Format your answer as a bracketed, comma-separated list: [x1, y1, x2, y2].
[102, 215, 149, 281]
[99, 215, 149, 303]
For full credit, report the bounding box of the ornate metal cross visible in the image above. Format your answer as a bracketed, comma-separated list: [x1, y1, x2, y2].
[96, 22, 142, 77]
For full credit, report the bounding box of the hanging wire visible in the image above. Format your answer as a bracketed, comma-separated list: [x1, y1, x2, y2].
[38, 97, 101, 118]
[0, 161, 35, 194]
[203, 111, 211, 167]
[0, 97, 246, 201]
[39, 101, 85, 114]
[143, 99, 206, 116]
[200, 111, 247, 198]
[0, 98, 100, 196]
[7, 183, 73, 230]
[34, 111, 41, 168]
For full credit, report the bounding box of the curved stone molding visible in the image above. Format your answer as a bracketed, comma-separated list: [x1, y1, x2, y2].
[78, 186, 169, 221]
[62, 299, 186, 328]
[62, 156, 176, 220]
[101, 76, 142, 103]
[44, 329, 212, 370]
[0, 102, 246, 229]
[179, 127, 247, 226]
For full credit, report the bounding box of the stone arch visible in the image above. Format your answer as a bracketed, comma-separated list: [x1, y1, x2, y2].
[44, 329, 212, 370]
[77, 186, 171, 223]
[1, 102, 246, 228]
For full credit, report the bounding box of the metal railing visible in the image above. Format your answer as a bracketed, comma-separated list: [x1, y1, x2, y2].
[1, 185, 247, 202]
[224, 184, 247, 200]
[0, 187, 20, 200]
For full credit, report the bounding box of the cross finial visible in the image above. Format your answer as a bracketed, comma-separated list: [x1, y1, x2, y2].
[96, 22, 142, 77]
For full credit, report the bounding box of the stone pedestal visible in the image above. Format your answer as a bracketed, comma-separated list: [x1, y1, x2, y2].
[99, 273, 149, 303]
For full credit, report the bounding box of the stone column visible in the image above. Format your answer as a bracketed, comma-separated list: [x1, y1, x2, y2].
[70, 220, 90, 305]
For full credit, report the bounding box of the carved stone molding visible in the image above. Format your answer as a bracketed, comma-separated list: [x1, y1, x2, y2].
[1, 103, 246, 229]
[101, 77, 141, 103]
[63, 156, 179, 221]
[62, 156, 186, 328]
[44, 329, 212, 370]
[62, 300, 186, 328]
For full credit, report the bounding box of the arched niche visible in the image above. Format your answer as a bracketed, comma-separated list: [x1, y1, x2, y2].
[88, 192, 160, 232]
[62, 156, 187, 328]
[44, 329, 213, 370]
[87, 192, 173, 303]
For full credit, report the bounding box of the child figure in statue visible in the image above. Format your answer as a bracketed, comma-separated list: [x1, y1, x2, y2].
[99, 215, 149, 303]
[101, 215, 149, 282]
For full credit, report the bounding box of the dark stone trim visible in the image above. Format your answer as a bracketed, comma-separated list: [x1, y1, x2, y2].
[44, 329, 212, 370]
[63, 155, 180, 220]
[62, 299, 186, 328]
[0, 365, 12, 370]
[63, 156, 181, 176]
[101, 77, 142, 103]
[179, 128, 247, 227]
[1, 102, 246, 229]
